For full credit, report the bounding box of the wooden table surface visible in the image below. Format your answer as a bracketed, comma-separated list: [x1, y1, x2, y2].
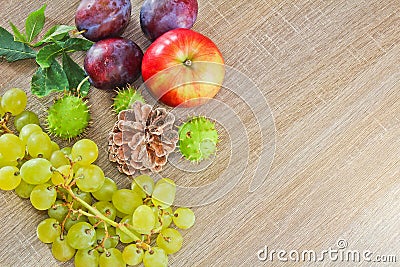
[1, 0, 399, 266]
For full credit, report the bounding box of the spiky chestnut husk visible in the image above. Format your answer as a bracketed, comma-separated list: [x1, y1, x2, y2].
[46, 95, 90, 139]
[178, 116, 219, 162]
[113, 86, 145, 113]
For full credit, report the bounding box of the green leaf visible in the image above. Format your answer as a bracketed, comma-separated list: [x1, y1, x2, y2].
[25, 4, 46, 43]
[0, 27, 36, 62]
[34, 25, 75, 47]
[63, 38, 93, 52]
[31, 59, 69, 97]
[9, 22, 27, 43]
[36, 43, 63, 68]
[36, 37, 93, 68]
[62, 53, 90, 96]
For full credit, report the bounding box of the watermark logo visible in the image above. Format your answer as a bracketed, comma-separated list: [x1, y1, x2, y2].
[257, 239, 397, 263]
[135, 62, 276, 207]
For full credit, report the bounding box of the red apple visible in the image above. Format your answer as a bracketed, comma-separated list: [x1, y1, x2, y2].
[141, 28, 225, 107]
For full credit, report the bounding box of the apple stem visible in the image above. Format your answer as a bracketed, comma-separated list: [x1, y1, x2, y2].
[184, 59, 192, 67]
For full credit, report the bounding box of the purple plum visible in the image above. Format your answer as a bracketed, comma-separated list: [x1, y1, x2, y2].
[75, 0, 131, 42]
[84, 38, 143, 90]
[140, 0, 198, 41]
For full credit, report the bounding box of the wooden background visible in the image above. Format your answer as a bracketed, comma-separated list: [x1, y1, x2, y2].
[1, 0, 399, 266]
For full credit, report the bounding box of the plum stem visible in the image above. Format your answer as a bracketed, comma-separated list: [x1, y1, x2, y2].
[77, 76, 90, 95]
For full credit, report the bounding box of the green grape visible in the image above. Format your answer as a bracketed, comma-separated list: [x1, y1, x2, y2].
[151, 179, 176, 209]
[112, 189, 142, 215]
[75, 248, 99, 267]
[95, 227, 118, 252]
[27, 131, 53, 159]
[131, 205, 155, 234]
[154, 207, 173, 230]
[88, 201, 116, 228]
[157, 178, 175, 185]
[71, 139, 98, 166]
[66, 222, 96, 250]
[51, 165, 73, 185]
[73, 187, 93, 206]
[14, 110, 40, 132]
[92, 177, 118, 201]
[19, 124, 43, 144]
[122, 245, 144, 266]
[30, 183, 57, 210]
[0, 156, 18, 168]
[51, 141, 60, 152]
[131, 184, 146, 199]
[116, 210, 128, 219]
[50, 150, 70, 168]
[143, 247, 168, 267]
[0, 97, 4, 117]
[51, 173, 63, 186]
[36, 218, 61, 243]
[67, 187, 93, 210]
[162, 208, 173, 229]
[65, 213, 88, 231]
[1, 88, 27, 115]
[131, 174, 154, 198]
[48, 200, 69, 222]
[14, 179, 35, 198]
[0, 166, 21, 190]
[52, 236, 76, 262]
[173, 208, 195, 229]
[56, 187, 69, 200]
[20, 158, 52, 184]
[156, 228, 183, 254]
[60, 146, 72, 155]
[73, 163, 81, 174]
[51, 172, 63, 185]
[0, 134, 25, 162]
[75, 164, 105, 192]
[116, 216, 141, 244]
[99, 248, 125, 267]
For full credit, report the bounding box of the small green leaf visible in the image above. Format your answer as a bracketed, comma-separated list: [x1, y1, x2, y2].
[36, 43, 63, 68]
[9, 22, 27, 43]
[34, 25, 75, 47]
[25, 4, 46, 43]
[36, 37, 93, 68]
[0, 27, 36, 62]
[63, 38, 93, 52]
[62, 53, 90, 96]
[31, 59, 69, 97]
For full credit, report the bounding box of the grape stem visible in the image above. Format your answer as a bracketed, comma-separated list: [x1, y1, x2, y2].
[60, 207, 72, 239]
[93, 221, 110, 251]
[0, 113, 13, 134]
[74, 209, 96, 218]
[151, 225, 163, 235]
[64, 186, 147, 246]
[143, 197, 153, 206]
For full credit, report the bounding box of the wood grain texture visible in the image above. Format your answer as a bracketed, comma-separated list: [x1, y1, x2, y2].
[0, 0, 399, 266]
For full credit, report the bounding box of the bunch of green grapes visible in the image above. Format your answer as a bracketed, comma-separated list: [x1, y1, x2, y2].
[0, 90, 195, 266]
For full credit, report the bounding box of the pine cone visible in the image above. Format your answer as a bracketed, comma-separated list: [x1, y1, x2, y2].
[108, 101, 179, 176]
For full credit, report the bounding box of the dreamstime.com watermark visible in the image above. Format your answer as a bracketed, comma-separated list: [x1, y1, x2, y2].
[257, 239, 397, 263]
[134, 62, 277, 207]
